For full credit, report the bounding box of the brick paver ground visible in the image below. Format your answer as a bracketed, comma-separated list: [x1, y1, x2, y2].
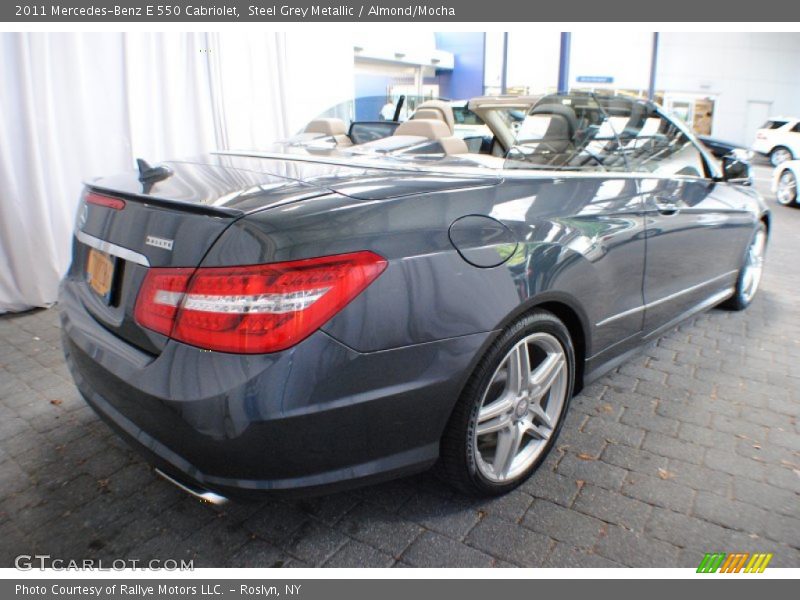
[1, 165, 798, 568]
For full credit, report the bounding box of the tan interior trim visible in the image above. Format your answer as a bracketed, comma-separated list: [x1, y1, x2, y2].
[305, 118, 348, 136]
[394, 119, 451, 140]
[413, 100, 456, 135]
[439, 137, 469, 155]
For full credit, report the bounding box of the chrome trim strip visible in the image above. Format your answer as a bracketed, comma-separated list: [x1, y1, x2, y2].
[75, 230, 150, 267]
[644, 269, 738, 309]
[154, 468, 229, 506]
[596, 270, 739, 327]
[595, 304, 645, 328]
[642, 287, 735, 343]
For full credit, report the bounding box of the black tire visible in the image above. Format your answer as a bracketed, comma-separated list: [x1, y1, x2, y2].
[720, 223, 768, 311]
[769, 146, 793, 167]
[439, 310, 575, 496]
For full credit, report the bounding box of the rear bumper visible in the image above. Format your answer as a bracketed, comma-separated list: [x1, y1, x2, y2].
[59, 279, 490, 497]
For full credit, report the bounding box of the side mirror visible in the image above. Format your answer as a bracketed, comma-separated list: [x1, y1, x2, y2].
[721, 153, 752, 185]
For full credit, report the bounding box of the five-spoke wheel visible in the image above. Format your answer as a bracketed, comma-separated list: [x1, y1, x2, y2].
[741, 226, 767, 304]
[473, 333, 568, 483]
[722, 222, 768, 311]
[440, 310, 574, 496]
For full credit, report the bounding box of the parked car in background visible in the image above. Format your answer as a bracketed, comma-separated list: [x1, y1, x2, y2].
[60, 92, 769, 501]
[773, 160, 799, 206]
[752, 117, 800, 166]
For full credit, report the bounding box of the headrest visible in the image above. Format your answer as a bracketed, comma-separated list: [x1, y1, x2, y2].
[413, 100, 455, 135]
[415, 109, 445, 122]
[394, 119, 451, 140]
[305, 118, 348, 137]
[530, 104, 578, 138]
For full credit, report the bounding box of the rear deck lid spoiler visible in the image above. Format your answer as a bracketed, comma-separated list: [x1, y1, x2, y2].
[86, 151, 501, 217]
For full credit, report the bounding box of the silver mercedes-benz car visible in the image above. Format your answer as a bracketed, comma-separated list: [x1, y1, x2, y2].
[60, 92, 768, 500]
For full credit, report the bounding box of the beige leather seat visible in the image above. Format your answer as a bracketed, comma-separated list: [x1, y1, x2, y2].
[394, 118, 451, 139]
[411, 100, 455, 135]
[393, 119, 468, 155]
[439, 136, 470, 155]
[303, 118, 352, 146]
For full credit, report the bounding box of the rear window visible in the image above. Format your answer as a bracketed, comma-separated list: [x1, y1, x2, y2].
[762, 120, 789, 129]
[791, 122, 800, 133]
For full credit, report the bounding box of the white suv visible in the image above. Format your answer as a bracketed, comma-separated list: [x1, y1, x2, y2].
[752, 117, 800, 166]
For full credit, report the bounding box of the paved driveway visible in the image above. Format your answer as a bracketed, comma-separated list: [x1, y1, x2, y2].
[1, 165, 798, 568]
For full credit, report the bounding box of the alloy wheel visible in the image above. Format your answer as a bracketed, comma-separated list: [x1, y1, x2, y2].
[776, 170, 797, 205]
[741, 228, 767, 303]
[473, 332, 568, 483]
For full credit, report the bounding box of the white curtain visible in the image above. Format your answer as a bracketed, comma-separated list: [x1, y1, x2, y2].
[0, 32, 354, 313]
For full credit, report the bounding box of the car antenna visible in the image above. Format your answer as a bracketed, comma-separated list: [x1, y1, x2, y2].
[136, 158, 172, 194]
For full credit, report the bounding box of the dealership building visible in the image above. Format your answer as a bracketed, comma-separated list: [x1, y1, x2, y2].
[354, 32, 800, 146]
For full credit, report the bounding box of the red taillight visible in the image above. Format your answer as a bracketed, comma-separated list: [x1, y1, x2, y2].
[134, 252, 387, 354]
[133, 268, 195, 337]
[86, 191, 126, 210]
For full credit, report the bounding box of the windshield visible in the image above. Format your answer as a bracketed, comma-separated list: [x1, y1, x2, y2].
[504, 93, 638, 171]
[503, 92, 706, 175]
[282, 92, 705, 176]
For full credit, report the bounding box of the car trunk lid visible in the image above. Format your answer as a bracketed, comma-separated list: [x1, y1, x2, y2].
[68, 153, 498, 355]
[70, 160, 331, 354]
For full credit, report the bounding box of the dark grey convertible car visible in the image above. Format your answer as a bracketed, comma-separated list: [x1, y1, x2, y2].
[60, 93, 769, 500]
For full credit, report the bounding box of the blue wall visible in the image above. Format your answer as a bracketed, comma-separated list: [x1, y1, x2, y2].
[435, 32, 485, 100]
[354, 73, 393, 120]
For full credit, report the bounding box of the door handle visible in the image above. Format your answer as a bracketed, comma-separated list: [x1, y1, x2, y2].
[653, 196, 680, 215]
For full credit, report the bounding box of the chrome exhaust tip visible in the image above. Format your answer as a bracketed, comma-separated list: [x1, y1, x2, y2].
[155, 468, 229, 506]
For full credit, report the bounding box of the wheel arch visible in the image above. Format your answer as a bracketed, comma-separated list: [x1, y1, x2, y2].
[770, 144, 795, 159]
[496, 292, 589, 393]
[438, 291, 590, 492]
[453, 291, 591, 405]
[532, 299, 587, 393]
[760, 211, 771, 235]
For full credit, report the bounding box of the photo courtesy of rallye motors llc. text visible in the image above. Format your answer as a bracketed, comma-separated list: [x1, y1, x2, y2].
[14, 584, 302, 597]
